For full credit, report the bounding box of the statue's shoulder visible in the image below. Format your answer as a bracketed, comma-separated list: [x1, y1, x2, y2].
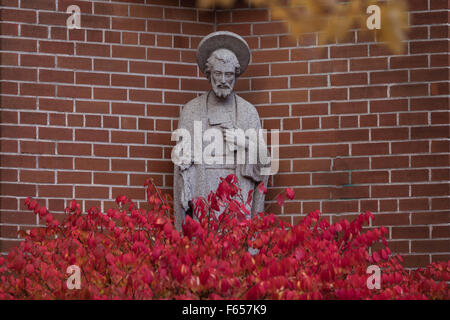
[180, 93, 207, 119]
[235, 94, 259, 117]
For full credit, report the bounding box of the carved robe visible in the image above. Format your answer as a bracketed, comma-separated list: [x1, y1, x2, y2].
[173, 91, 269, 231]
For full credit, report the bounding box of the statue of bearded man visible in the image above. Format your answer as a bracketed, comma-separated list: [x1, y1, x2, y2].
[172, 31, 270, 231]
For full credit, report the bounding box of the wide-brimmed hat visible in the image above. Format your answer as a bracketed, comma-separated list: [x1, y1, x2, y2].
[196, 31, 251, 77]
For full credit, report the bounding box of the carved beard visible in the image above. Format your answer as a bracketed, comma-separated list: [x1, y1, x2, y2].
[211, 78, 234, 98]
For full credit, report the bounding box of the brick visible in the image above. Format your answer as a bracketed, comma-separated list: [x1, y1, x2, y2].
[331, 73, 367, 86]
[350, 57, 387, 71]
[148, 48, 180, 62]
[75, 158, 109, 171]
[1, 52, 18, 66]
[412, 155, 449, 167]
[331, 45, 367, 58]
[392, 169, 429, 182]
[253, 77, 288, 90]
[433, 226, 450, 238]
[371, 128, 409, 141]
[370, 99, 408, 113]
[130, 5, 163, 18]
[333, 157, 369, 170]
[352, 143, 389, 156]
[412, 240, 450, 253]
[411, 10, 447, 25]
[232, 9, 268, 22]
[0, 183, 36, 197]
[0, 67, 37, 82]
[273, 173, 310, 186]
[372, 156, 409, 169]
[75, 129, 108, 142]
[350, 86, 387, 99]
[432, 168, 450, 182]
[312, 172, 348, 185]
[253, 50, 289, 63]
[310, 60, 347, 74]
[373, 213, 408, 226]
[75, 186, 109, 199]
[291, 75, 326, 88]
[112, 17, 146, 31]
[147, 20, 180, 33]
[111, 131, 145, 144]
[331, 185, 369, 199]
[412, 184, 449, 197]
[322, 200, 358, 214]
[430, 54, 448, 67]
[58, 85, 91, 99]
[311, 144, 349, 157]
[93, 144, 127, 158]
[20, 141, 55, 155]
[182, 22, 214, 35]
[399, 198, 429, 211]
[390, 55, 428, 69]
[21, 83, 55, 97]
[412, 126, 449, 140]
[331, 101, 367, 114]
[19, 170, 53, 184]
[413, 211, 450, 225]
[38, 69, 73, 84]
[164, 91, 195, 104]
[430, 82, 449, 96]
[411, 97, 448, 111]
[280, 118, 297, 130]
[399, 112, 428, 126]
[58, 143, 91, 156]
[0, 155, 29, 170]
[38, 156, 72, 170]
[38, 127, 72, 141]
[1, 38, 36, 52]
[293, 159, 331, 172]
[372, 185, 409, 198]
[112, 159, 145, 172]
[0, 111, 18, 124]
[291, 47, 328, 60]
[253, 22, 288, 35]
[311, 88, 347, 101]
[57, 56, 91, 70]
[411, 40, 448, 54]
[1, 8, 36, 23]
[77, 43, 110, 57]
[370, 70, 408, 84]
[94, 173, 127, 185]
[301, 117, 319, 129]
[352, 171, 389, 184]
[57, 171, 91, 184]
[21, 24, 47, 38]
[129, 146, 162, 158]
[39, 41, 73, 55]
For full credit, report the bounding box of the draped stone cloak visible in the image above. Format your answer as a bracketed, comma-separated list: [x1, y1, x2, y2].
[173, 91, 270, 231]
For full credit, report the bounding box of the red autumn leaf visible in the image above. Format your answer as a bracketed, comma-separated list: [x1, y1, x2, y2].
[276, 193, 285, 206]
[285, 188, 295, 200]
[257, 181, 267, 194]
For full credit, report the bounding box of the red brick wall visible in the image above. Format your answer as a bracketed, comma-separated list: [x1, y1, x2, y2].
[0, 0, 449, 269]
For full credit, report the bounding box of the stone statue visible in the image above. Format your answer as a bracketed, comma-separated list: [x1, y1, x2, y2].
[172, 31, 270, 231]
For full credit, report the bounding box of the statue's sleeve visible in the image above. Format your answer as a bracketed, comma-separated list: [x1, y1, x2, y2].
[239, 105, 271, 216]
[173, 105, 195, 231]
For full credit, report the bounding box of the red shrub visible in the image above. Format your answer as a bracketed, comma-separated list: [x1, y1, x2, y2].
[0, 175, 448, 299]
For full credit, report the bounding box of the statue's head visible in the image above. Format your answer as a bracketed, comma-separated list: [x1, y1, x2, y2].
[205, 49, 240, 99]
[197, 31, 251, 99]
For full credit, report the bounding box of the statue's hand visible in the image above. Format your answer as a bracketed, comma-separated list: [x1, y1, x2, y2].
[224, 130, 255, 151]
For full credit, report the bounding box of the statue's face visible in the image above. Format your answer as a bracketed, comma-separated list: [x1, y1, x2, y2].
[209, 60, 236, 99]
